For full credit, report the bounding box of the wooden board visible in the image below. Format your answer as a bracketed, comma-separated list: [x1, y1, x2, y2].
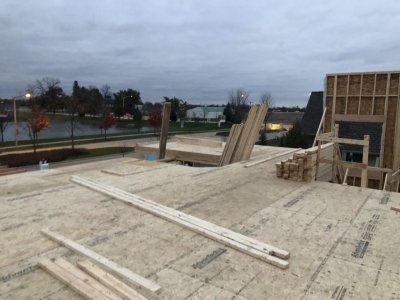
[38, 259, 112, 300]
[158, 102, 171, 159]
[177, 136, 222, 148]
[41, 229, 162, 294]
[77, 260, 149, 300]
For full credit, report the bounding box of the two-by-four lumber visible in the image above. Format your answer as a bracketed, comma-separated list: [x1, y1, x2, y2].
[361, 135, 370, 188]
[333, 114, 385, 123]
[177, 135, 222, 148]
[158, 102, 171, 160]
[38, 259, 112, 300]
[391, 206, 400, 212]
[244, 148, 301, 168]
[316, 135, 369, 146]
[312, 107, 327, 147]
[78, 260, 149, 300]
[242, 105, 269, 161]
[318, 158, 367, 169]
[40, 229, 162, 294]
[70, 176, 289, 269]
[218, 124, 244, 166]
[53, 259, 124, 300]
[230, 105, 258, 163]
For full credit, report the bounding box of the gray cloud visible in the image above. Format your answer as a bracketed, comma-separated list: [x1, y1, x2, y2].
[0, 0, 399, 106]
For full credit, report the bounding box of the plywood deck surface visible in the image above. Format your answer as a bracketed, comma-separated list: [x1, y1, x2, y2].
[1, 153, 400, 299]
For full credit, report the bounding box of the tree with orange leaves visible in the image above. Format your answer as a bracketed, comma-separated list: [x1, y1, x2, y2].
[148, 109, 162, 134]
[98, 110, 116, 139]
[25, 104, 50, 155]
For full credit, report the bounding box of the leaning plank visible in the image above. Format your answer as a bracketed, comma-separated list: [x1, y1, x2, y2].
[158, 102, 171, 159]
[38, 259, 111, 300]
[70, 176, 290, 267]
[316, 135, 369, 146]
[40, 229, 162, 294]
[219, 124, 244, 166]
[78, 260, 149, 300]
[54, 259, 123, 300]
[390, 206, 400, 212]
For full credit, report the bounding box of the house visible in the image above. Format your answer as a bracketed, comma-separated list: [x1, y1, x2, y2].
[300, 91, 324, 147]
[186, 106, 225, 121]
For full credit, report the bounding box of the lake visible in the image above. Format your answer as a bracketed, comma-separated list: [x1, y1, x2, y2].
[2, 122, 153, 142]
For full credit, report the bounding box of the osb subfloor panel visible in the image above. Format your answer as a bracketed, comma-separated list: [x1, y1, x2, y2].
[1, 155, 400, 299]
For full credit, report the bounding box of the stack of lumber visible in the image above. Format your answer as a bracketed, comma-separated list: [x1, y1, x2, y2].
[219, 104, 269, 166]
[71, 175, 290, 269]
[275, 143, 334, 182]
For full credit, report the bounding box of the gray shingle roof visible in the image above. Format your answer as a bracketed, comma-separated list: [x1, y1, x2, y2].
[337, 122, 382, 155]
[301, 92, 323, 136]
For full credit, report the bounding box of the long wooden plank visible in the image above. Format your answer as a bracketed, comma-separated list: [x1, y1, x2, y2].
[71, 175, 288, 259]
[38, 259, 111, 300]
[312, 107, 327, 147]
[230, 105, 258, 163]
[332, 114, 385, 123]
[318, 158, 367, 169]
[390, 206, 400, 212]
[70, 176, 290, 266]
[158, 102, 171, 159]
[219, 124, 244, 166]
[54, 259, 123, 300]
[77, 260, 149, 300]
[71, 175, 289, 259]
[40, 229, 162, 294]
[316, 135, 369, 146]
[242, 104, 269, 160]
[244, 148, 301, 168]
[380, 73, 391, 167]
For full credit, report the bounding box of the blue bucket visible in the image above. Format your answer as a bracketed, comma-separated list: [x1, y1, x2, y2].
[144, 154, 158, 161]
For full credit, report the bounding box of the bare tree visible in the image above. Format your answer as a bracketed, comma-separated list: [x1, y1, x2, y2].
[201, 106, 209, 122]
[228, 89, 250, 123]
[64, 96, 81, 149]
[260, 91, 275, 131]
[25, 104, 50, 155]
[35, 77, 64, 114]
[101, 85, 111, 113]
[0, 107, 12, 142]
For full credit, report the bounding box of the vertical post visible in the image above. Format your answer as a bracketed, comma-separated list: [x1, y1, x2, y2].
[312, 107, 327, 147]
[13, 98, 18, 150]
[315, 139, 321, 181]
[158, 102, 171, 159]
[361, 135, 370, 188]
[332, 124, 339, 182]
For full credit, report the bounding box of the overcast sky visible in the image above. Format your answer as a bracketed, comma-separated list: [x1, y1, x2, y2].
[1, 1, 399, 106]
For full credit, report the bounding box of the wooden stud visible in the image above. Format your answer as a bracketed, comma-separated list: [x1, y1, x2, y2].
[315, 140, 321, 180]
[380, 73, 391, 167]
[318, 158, 367, 169]
[372, 73, 377, 114]
[158, 102, 171, 160]
[40, 229, 162, 294]
[312, 107, 327, 147]
[390, 206, 400, 212]
[316, 135, 369, 146]
[361, 135, 370, 188]
[332, 114, 385, 123]
[53, 259, 124, 300]
[392, 75, 400, 191]
[38, 259, 111, 300]
[77, 260, 149, 300]
[358, 74, 363, 115]
[345, 74, 350, 114]
[331, 75, 337, 130]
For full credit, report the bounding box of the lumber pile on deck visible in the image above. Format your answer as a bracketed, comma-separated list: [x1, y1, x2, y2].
[275, 143, 334, 182]
[71, 175, 290, 269]
[219, 104, 269, 166]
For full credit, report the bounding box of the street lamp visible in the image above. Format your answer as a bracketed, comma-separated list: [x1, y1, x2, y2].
[12, 93, 31, 150]
[122, 95, 133, 108]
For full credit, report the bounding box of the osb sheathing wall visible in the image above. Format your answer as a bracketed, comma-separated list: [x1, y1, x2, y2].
[324, 71, 400, 171]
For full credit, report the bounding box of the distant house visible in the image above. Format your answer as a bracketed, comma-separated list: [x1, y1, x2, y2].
[301, 91, 324, 147]
[186, 107, 225, 121]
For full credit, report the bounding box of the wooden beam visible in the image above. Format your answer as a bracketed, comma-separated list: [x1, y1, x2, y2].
[343, 168, 349, 185]
[312, 107, 327, 147]
[381, 73, 391, 167]
[244, 148, 301, 168]
[315, 140, 321, 180]
[158, 102, 171, 159]
[358, 74, 363, 115]
[38, 259, 111, 300]
[361, 135, 370, 188]
[332, 114, 385, 123]
[345, 74, 350, 114]
[392, 75, 400, 191]
[40, 229, 162, 294]
[70, 175, 290, 268]
[219, 124, 243, 166]
[390, 206, 400, 212]
[331, 75, 337, 130]
[372, 73, 377, 114]
[53, 259, 123, 300]
[318, 158, 367, 169]
[316, 135, 369, 146]
[77, 260, 149, 300]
